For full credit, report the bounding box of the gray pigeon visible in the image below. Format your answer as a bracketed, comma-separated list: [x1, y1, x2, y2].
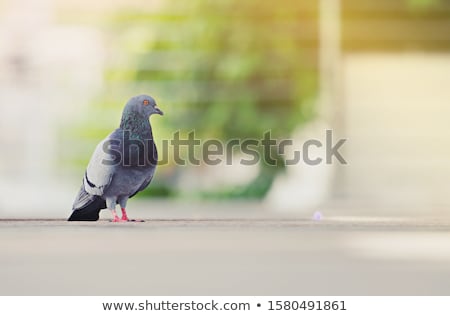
[68, 94, 163, 221]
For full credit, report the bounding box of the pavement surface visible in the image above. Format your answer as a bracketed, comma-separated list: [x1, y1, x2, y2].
[1, 214, 450, 295]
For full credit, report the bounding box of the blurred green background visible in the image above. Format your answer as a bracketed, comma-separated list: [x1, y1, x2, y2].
[60, 0, 449, 200]
[63, 0, 320, 199]
[0, 0, 449, 213]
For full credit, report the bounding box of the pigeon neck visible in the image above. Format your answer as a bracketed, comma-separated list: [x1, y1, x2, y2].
[120, 111, 153, 138]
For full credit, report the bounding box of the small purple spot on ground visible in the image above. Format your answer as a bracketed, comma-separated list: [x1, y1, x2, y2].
[313, 211, 323, 221]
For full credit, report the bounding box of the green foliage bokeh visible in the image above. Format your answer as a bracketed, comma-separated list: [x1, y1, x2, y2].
[65, 0, 320, 199]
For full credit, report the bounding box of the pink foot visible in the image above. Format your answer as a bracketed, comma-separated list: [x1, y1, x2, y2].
[111, 216, 124, 222]
[121, 208, 129, 221]
[112, 208, 144, 222]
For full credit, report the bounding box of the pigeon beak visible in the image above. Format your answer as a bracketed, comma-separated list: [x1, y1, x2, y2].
[154, 106, 164, 116]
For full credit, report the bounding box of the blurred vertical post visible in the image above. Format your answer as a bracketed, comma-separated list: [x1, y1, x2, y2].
[319, 0, 343, 200]
[319, 0, 341, 123]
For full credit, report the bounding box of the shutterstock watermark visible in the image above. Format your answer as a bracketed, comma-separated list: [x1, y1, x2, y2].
[102, 129, 347, 167]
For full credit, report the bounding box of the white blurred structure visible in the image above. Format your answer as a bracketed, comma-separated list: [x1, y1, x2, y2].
[0, 0, 104, 215]
[266, 121, 336, 212]
[337, 53, 450, 211]
[269, 54, 450, 213]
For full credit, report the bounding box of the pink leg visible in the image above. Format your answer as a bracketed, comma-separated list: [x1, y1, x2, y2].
[111, 209, 122, 222]
[121, 208, 129, 221]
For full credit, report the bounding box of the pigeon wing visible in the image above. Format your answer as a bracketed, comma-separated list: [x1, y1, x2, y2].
[70, 131, 122, 215]
[82, 132, 121, 197]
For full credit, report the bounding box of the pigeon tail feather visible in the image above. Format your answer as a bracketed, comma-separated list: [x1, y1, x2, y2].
[68, 186, 106, 221]
[68, 197, 105, 221]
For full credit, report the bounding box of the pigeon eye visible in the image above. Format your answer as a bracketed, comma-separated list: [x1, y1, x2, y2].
[143, 100, 150, 106]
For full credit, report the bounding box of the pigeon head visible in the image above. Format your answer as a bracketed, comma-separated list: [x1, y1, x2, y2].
[124, 94, 164, 118]
[120, 94, 163, 132]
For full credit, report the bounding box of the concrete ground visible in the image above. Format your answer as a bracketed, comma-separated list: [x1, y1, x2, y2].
[1, 204, 450, 296]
